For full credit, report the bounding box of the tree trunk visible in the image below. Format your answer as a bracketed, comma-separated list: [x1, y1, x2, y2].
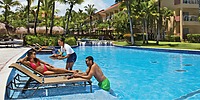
[45, 13, 48, 35]
[4, 6, 8, 23]
[64, 4, 73, 35]
[50, 1, 55, 36]
[156, 0, 161, 45]
[142, 19, 145, 44]
[34, 0, 41, 36]
[145, 19, 148, 44]
[89, 16, 92, 34]
[126, 0, 134, 45]
[27, 0, 30, 34]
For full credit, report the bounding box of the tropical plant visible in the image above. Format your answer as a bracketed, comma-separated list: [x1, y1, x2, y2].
[59, 0, 84, 35]
[156, 0, 161, 44]
[115, 0, 134, 45]
[0, 0, 20, 23]
[49, 1, 55, 36]
[161, 7, 173, 40]
[77, 9, 87, 33]
[111, 11, 128, 34]
[27, 0, 35, 33]
[40, 0, 55, 35]
[138, 0, 157, 44]
[11, 5, 27, 27]
[84, 4, 97, 34]
[34, 0, 41, 35]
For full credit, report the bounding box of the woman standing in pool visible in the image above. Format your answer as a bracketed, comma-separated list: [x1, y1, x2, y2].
[19, 50, 75, 75]
[57, 38, 77, 70]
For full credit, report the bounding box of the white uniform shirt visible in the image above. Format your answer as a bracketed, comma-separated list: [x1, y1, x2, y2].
[61, 44, 75, 55]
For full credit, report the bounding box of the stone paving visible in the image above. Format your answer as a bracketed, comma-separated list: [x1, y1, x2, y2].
[0, 47, 30, 100]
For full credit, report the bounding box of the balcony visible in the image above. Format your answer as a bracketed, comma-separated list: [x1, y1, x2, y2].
[183, 0, 199, 4]
[183, 15, 200, 25]
[183, 15, 198, 21]
[174, 0, 199, 8]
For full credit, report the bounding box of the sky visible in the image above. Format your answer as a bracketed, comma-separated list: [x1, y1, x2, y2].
[0, 0, 116, 16]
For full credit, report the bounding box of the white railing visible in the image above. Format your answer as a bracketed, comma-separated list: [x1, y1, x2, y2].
[183, 0, 199, 4]
[183, 15, 199, 21]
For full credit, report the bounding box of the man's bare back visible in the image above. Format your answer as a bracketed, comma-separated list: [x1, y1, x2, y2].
[89, 63, 106, 82]
[74, 56, 110, 91]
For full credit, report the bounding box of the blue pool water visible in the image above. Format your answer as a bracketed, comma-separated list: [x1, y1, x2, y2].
[35, 46, 200, 99]
[7, 46, 200, 99]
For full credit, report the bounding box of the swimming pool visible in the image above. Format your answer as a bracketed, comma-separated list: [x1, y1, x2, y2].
[7, 46, 200, 99]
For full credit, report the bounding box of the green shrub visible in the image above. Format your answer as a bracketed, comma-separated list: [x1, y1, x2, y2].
[123, 33, 144, 42]
[165, 35, 180, 42]
[187, 34, 200, 43]
[65, 37, 77, 45]
[25, 34, 77, 46]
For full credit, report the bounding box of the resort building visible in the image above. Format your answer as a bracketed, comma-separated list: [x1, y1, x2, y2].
[102, 2, 123, 22]
[91, 0, 200, 41]
[89, 2, 122, 29]
[162, 0, 200, 40]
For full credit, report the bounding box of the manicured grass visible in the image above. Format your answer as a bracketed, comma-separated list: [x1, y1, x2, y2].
[113, 41, 200, 50]
[113, 41, 131, 46]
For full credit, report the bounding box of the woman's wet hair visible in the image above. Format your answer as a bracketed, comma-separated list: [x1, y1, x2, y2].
[27, 50, 35, 57]
[27, 50, 38, 62]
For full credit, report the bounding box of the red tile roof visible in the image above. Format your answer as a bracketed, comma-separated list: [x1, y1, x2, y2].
[103, 2, 121, 12]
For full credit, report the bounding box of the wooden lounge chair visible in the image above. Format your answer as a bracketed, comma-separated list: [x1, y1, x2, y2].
[16, 61, 73, 77]
[6, 63, 92, 99]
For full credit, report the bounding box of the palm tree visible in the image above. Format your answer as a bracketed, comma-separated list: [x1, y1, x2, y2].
[27, 0, 35, 34]
[115, 0, 134, 45]
[59, 0, 84, 35]
[50, 1, 55, 36]
[0, 0, 20, 23]
[161, 7, 173, 40]
[14, 5, 28, 27]
[73, 9, 87, 34]
[77, 9, 84, 33]
[156, 0, 161, 44]
[111, 11, 128, 36]
[40, 0, 55, 35]
[139, 0, 157, 44]
[63, 8, 70, 28]
[84, 4, 97, 34]
[34, 0, 41, 35]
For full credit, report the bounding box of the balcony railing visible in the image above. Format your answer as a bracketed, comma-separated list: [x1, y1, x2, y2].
[183, 0, 199, 4]
[174, 0, 199, 5]
[183, 15, 199, 21]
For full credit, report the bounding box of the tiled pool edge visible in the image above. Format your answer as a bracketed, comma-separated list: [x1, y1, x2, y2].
[113, 45, 200, 55]
[0, 48, 30, 100]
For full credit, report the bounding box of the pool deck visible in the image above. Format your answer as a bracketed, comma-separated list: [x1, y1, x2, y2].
[0, 47, 30, 100]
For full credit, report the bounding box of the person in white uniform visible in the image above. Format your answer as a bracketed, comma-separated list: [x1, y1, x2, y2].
[57, 38, 77, 70]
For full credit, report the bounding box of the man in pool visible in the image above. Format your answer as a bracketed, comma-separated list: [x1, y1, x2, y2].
[74, 56, 110, 91]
